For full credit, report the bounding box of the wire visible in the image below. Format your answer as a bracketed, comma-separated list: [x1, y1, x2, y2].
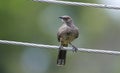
[0, 40, 120, 55]
[33, 0, 120, 10]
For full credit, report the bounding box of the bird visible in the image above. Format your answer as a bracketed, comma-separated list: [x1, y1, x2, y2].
[57, 15, 79, 66]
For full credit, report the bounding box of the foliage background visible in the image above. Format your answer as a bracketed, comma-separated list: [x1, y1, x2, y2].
[0, 0, 120, 73]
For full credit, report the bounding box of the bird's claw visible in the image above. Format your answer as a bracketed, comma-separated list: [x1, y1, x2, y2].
[72, 45, 78, 52]
[59, 45, 63, 50]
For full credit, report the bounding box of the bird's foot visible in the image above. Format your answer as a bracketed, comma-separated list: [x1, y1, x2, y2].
[59, 45, 63, 50]
[69, 43, 78, 52]
[72, 45, 78, 52]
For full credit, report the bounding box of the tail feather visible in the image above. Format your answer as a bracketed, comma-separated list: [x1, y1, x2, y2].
[57, 44, 68, 66]
[57, 50, 67, 66]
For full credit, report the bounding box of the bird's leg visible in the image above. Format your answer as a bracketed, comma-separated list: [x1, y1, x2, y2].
[59, 45, 63, 51]
[69, 43, 78, 52]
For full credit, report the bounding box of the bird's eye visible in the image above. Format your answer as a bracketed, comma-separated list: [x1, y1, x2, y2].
[66, 17, 70, 19]
[63, 18, 70, 21]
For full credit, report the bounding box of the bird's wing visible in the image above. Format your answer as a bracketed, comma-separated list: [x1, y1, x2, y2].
[75, 29, 79, 38]
[57, 32, 61, 42]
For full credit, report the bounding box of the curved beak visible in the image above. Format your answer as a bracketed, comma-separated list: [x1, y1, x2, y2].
[59, 16, 63, 19]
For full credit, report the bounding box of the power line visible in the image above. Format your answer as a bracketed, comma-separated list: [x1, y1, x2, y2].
[33, 0, 120, 10]
[0, 40, 120, 55]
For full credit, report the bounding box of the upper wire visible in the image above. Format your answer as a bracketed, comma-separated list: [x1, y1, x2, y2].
[33, 0, 120, 10]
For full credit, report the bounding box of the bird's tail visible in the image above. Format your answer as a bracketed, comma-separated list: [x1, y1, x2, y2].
[57, 44, 68, 66]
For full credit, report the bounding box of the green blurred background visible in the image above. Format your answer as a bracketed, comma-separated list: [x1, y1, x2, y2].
[1, 0, 120, 73]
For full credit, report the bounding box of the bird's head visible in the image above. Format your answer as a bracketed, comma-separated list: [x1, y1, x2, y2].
[59, 15, 72, 23]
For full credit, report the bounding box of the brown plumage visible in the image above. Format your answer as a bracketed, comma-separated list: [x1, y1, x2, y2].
[57, 15, 79, 66]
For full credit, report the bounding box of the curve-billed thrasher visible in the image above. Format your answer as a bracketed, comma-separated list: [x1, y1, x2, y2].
[57, 15, 79, 66]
